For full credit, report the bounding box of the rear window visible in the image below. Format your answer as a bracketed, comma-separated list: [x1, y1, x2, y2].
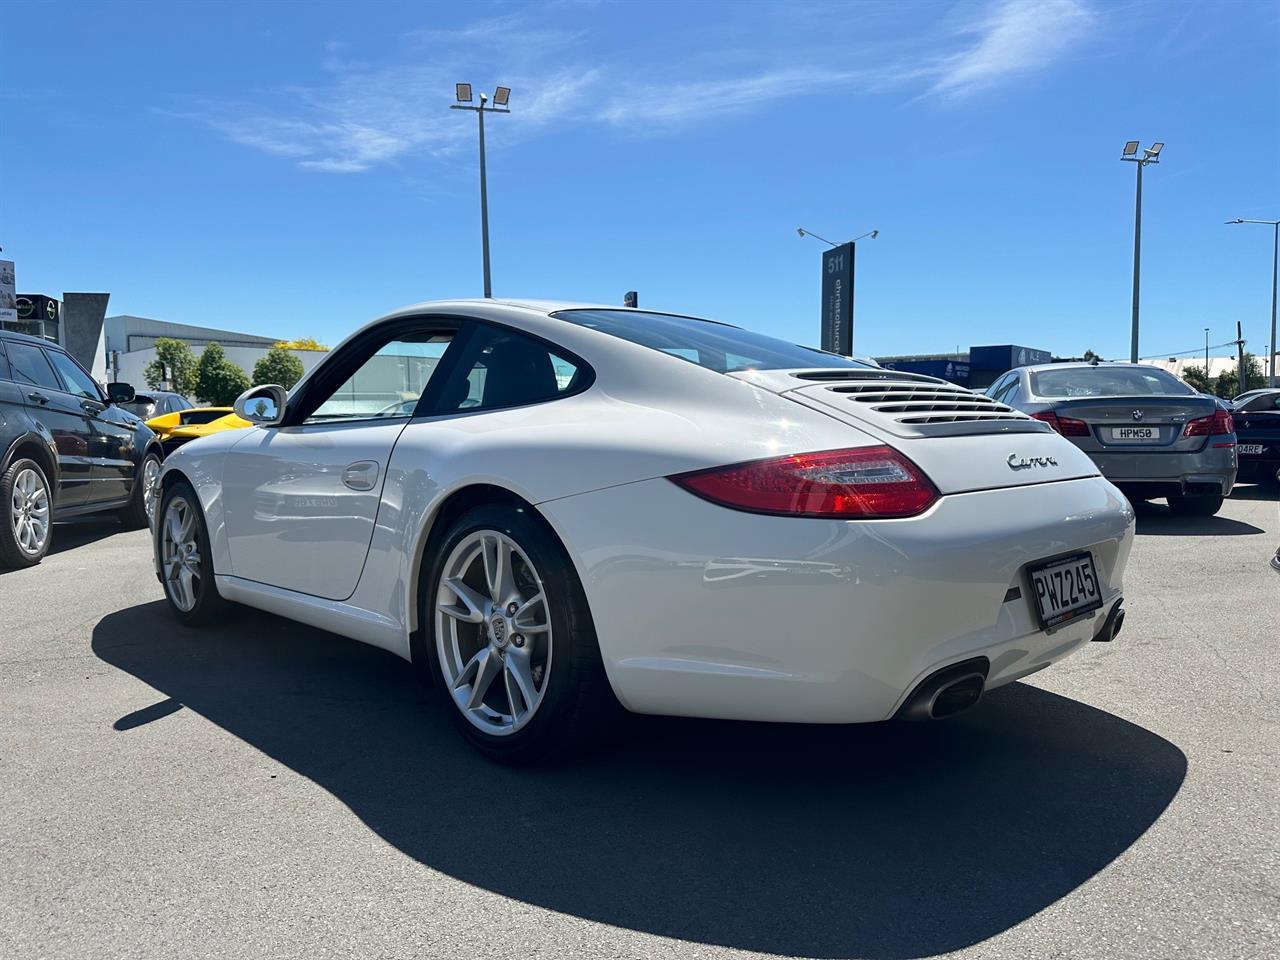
[1030, 366, 1194, 398]
[1238, 391, 1280, 412]
[553, 309, 871, 374]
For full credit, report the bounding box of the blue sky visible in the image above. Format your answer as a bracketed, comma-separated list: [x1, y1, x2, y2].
[2, 0, 1277, 361]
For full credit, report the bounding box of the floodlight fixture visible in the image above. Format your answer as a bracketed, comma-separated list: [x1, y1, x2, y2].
[455, 83, 472, 103]
[1122, 140, 1139, 157]
[493, 86, 511, 106]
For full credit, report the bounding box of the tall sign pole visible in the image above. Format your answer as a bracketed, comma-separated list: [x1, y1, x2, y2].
[820, 242, 855, 356]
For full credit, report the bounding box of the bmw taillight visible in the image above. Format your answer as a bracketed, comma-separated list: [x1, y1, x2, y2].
[670, 446, 938, 519]
[1184, 409, 1234, 437]
[1031, 410, 1090, 437]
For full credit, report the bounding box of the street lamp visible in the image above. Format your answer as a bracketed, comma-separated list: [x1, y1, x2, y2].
[1226, 217, 1280, 387]
[451, 83, 511, 298]
[1120, 140, 1163, 363]
[797, 227, 878, 247]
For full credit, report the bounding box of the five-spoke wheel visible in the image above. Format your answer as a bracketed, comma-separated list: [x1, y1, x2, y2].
[435, 529, 553, 735]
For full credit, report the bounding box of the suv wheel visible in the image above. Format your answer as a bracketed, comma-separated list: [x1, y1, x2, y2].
[1, 458, 53, 568]
[119, 452, 162, 529]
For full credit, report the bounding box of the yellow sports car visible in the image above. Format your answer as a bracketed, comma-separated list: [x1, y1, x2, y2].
[145, 407, 252, 452]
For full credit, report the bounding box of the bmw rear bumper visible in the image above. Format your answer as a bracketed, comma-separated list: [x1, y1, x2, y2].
[1087, 440, 1237, 496]
[540, 475, 1134, 724]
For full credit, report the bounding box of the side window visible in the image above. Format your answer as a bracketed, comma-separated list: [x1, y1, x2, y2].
[46, 350, 102, 400]
[1005, 380, 1023, 405]
[5, 341, 63, 391]
[986, 375, 1011, 401]
[435, 323, 583, 413]
[304, 332, 453, 424]
[0, 340, 11, 380]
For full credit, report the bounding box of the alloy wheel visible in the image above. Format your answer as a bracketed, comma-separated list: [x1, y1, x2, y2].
[161, 495, 202, 612]
[9, 468, 50, 556]
[142, 457, 161, 523]
[435, 529, 553, 736]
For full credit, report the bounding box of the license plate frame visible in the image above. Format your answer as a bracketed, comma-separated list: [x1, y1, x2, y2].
[1109, 426, 1158, 442]
[1026, 552, 1103, 630]
[1239, 443, 1265, 456]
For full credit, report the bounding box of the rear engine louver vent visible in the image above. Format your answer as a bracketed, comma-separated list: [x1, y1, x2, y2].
[830, 381, 1028, 425]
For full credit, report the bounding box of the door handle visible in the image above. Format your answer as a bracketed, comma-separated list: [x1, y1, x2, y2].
[27, 392, 50, 405]
[342, 460, 380, 491]
[81, 399, 105, 413]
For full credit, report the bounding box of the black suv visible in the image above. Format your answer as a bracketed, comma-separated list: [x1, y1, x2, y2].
[0, 330, 162, 568]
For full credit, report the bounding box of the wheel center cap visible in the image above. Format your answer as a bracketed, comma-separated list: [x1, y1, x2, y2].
[490, 616, 508, 648]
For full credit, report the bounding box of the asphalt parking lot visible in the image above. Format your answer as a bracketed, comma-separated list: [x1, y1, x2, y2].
[2, 488, 1276, 960]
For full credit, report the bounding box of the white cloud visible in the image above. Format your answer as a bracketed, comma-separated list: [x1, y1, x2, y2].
[179, 1, 1098, 171]
[926, 0, 1096, 99]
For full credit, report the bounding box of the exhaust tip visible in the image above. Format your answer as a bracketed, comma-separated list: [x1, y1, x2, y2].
[895, 657, 989, 722]
[1092, 600, 1125, 642]
[930, 674, 985, 718]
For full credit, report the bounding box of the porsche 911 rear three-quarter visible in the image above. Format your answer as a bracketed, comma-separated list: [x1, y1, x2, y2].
[154, 299, 1134, 762]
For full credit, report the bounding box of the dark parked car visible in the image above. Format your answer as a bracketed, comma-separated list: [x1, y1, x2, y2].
[986, 361, 1236, 516]
[0, 330, 163, 568]
[118, 390, 194, 421]
[1229, 389, 1280, 485]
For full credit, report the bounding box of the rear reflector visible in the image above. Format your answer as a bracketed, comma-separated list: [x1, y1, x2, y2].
[1184, 409, 1234, 437]
[670, 446, 938, 519]
[1031, 410, 1090, 437]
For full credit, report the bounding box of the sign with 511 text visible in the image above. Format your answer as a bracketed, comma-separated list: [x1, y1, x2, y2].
[820, 243, 854, 356]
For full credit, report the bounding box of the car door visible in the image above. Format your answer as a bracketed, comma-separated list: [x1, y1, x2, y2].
[45, 348, 139, 505]
[222, 321, 459, 600]
[3, 340, 95, 508]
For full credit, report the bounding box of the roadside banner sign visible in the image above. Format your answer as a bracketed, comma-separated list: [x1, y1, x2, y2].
[0, 260, 15, 323]
[820, 242, 854, 355]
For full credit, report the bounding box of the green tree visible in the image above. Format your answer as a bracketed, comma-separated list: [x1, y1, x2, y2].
[1213, 354, 1266, 399]
[275, 337, 329, 352]
[195, 342, 251, 405]
[143, 337, 198, 394]
[1180, 364, 1212, 393]
[253, 345, 305, 390]
[1082, 348, 1102, 362]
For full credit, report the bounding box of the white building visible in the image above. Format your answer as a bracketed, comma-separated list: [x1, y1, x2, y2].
[104, 315, 327, 400]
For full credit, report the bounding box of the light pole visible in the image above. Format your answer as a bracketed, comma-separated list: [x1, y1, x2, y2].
[451, 83, 511, 298]
[1204, 327, 1210, 377]
[1226, 218, 1280, 387]
[1120, 141, 1163, 363]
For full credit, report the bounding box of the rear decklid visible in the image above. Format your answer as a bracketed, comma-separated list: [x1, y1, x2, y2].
[728, 368, 1101, 495]
[1048, 395, 1222, 451]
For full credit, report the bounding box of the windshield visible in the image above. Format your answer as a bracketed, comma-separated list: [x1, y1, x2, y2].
[552, 309, 872, 374]
[1030, 366, 1195, 398]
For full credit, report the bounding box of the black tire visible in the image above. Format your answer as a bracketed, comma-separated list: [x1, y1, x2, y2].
[415, 503, 619, 764]
[1167, 493, 1224, 517]
[156, 480, 227, 625]
[0, 458, 53, 569]
[119, 452, 161, 529]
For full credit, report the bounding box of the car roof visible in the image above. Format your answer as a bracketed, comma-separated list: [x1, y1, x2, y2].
[1019, 361, 1168, 374]
[0, 329, 68, 351]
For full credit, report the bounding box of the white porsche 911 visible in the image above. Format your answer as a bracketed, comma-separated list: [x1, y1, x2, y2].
[153, 300, 1134, 761]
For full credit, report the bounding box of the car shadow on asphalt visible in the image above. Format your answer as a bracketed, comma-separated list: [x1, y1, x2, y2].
[0, 517, 132, 576]
[1132, 500, 1266, 537]
[92, 602, 1187, 960]
[1228, 482, 1280, 503]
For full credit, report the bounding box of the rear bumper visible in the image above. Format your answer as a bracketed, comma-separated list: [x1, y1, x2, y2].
[1236, 454, 1280, 484]
[540, 475, 1134, 724]
[1086, 441, 1237, 496]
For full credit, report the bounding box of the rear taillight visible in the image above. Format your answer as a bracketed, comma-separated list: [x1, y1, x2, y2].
[1184, 409, 1234, 437]
[1031, 410, 1090, 437]
[670, 446, 938, 519]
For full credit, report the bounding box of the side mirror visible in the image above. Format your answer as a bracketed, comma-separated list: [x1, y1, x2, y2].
[106, 382, 136, 404]
[234, 384, 288, 427]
